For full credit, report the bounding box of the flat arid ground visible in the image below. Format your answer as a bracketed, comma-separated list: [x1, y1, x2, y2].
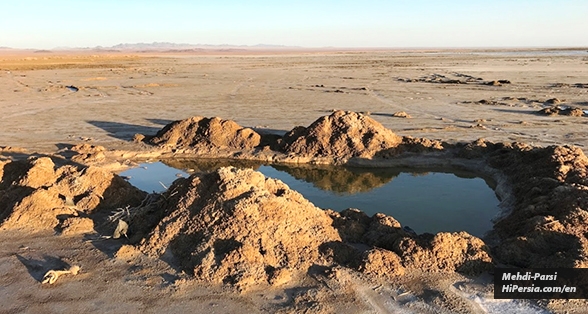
[1, 49, 588, 313]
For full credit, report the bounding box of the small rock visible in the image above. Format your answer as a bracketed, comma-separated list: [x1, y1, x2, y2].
[392, 111, 412, 118]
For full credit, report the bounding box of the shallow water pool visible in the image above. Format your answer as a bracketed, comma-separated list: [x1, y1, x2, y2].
[120, 160, 500, 238]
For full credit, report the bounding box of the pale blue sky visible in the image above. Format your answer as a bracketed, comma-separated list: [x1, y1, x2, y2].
[1, 0, 587, 49]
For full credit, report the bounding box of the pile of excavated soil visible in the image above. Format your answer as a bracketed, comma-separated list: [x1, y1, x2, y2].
[457, 140, 588, 267]
[459, 141, 588, 267]
[361, 137, 588, 269]
[147, 116, 261, 150]
[136, 167, 342, 291]
[129, 167, 494, 290]
[0, 157, 145, 233]
[280, 111, 402, 160]
[376, 136, 446, 157]
[5, 110, 588, 292]
[327, 209, 493, 276]
[538, 106, 586, 117]
[69, 143, 107, 164]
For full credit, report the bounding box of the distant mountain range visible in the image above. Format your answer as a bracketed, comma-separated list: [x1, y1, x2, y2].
[49, 42, 301, 51]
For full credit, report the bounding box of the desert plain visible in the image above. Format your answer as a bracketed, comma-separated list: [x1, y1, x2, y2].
[1, 48, 588, 313]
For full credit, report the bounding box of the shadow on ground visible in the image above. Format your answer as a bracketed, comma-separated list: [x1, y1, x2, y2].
[145, 118, 175, 126]
[86, 120, 163, 141]
[15, 254, 70, 282]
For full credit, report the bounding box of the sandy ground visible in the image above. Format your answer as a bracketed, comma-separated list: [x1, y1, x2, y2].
[1, 50, 587, 153]
[1, 49, 588, 313]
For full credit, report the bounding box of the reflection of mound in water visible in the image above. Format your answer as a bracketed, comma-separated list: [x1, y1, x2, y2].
[272, 164, 497, 195]
[136, 167, 341, 291]
[270, 164, 399, 194]
[160, 158, 263, 173]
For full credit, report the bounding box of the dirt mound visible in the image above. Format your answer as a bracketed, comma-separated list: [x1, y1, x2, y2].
[328, 209, 494, 275]
[280, 111, 402, 160]
[137, 167, 341, 290]
[0, 157, 146, 232]
[131, 167, 492, 289]
[148, 116, 261, 150]
[70, 144, 107, 164]
[538, 106, 586, 117]
[377, 136, 446, 157]
[358, 248, 405, 278]
[458, 141, 588, 267]
[392, 111, 411, 118]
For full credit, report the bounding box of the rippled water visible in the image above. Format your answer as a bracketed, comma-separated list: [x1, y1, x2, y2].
[120, 160, 500, 237]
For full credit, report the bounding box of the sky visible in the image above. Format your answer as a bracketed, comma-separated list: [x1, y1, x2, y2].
[1, 0, 587, 49]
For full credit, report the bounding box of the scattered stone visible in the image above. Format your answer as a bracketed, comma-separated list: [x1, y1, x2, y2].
[568, 108, 585, 117]
[132, 133, 146, 143]
[392, 111, 412, 118]
[538, 106, 586, 117]
[470, 123, 486, 129]
[545, 98, 563, 105]
[485, 80, 502, 86]
[65, 85, 79, 92]
[539, 107, 559, 115]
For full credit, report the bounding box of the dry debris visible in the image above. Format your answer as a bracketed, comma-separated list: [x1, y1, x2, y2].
[42, 265, 81, 285]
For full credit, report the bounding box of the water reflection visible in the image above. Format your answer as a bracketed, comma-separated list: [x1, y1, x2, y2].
[161, 158, 263, 173]
[121, 159, 500, 237]
[270, 164, 398, 194]
[271, 164, 497, 195]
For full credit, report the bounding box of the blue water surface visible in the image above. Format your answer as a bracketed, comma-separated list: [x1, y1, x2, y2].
[120, 161, 500, 237]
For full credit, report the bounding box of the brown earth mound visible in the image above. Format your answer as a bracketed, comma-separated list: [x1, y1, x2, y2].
[130, 167, 493, 290]
[70, 143, 107, 164]
[280, 111, 402, 160]
[392, 111, 412, 118]
[459, 141, 588, 267]
[0, 157, 146, 232]
[328, 209, 494, 275]
[148, 116, 261, 150]
[538, 106, 586, 117]
[137, 167, 341, 291]
[377, 136, 446, 157]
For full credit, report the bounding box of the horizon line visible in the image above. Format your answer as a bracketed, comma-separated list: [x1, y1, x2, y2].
[1, 42, 588, 51]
